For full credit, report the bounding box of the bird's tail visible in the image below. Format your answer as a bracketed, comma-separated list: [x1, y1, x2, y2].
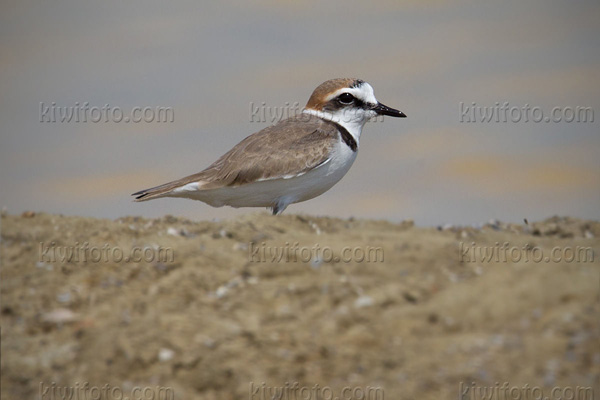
[132, 170, 209, 202]
[132, 182, 179, 202]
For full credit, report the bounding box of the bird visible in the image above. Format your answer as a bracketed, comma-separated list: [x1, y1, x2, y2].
[132, 78, 406, 215]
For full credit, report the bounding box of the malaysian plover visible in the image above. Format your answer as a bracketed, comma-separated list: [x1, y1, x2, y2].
[132, 78, 405, 214]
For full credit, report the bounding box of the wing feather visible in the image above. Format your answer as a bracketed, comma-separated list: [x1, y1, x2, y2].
[132, 115, 338, 201]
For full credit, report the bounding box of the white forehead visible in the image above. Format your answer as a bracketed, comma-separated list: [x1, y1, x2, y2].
[325, 82, 378, 105]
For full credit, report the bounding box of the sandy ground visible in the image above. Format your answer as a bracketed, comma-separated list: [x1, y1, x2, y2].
[1, 212, 599, 400]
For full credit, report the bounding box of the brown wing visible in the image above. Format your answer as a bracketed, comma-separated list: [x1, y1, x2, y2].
[133, 115, 337, 201]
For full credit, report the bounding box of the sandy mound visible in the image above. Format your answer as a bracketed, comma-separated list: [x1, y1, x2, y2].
[1, 212, 598, 399]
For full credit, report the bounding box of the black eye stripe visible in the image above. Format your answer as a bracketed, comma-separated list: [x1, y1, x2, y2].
[353, 97, 367, 109]
[336, 93, 369, 109]
[323, 92, 370, 113]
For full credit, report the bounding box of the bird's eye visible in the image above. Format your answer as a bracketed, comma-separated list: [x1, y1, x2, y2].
[338, 93, 354, 104]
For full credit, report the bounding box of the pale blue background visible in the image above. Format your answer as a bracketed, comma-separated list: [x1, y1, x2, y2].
[1, 0, 599, 225]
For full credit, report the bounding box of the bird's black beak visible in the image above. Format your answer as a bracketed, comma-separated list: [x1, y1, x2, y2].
[372, 102, 406, 118]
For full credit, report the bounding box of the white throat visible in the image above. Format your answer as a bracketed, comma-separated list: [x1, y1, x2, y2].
[302, 108, 372, 147]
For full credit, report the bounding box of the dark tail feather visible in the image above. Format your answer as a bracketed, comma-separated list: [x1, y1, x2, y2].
[131, 182, 176, 202]
[132, 171, 209, 202]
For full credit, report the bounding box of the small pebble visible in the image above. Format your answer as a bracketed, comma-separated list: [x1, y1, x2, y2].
[311, 255, 323, 269]
[158, 348, 175, 362]
[215, 286, 228, 298]
[42, 308, 78, 324]
[167, 227, 180, 237]
[213, 229, 232, 239]
[56, 292, 71, 304]
[309, 221, 322, 235]
[167, 227, 190, 237]
[403, 291, 420, 303]
[36, 262, 53, 271]
[232, 242, 248, 251]
[487, 219, 501, 230]
[354, 295, 374, 308]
